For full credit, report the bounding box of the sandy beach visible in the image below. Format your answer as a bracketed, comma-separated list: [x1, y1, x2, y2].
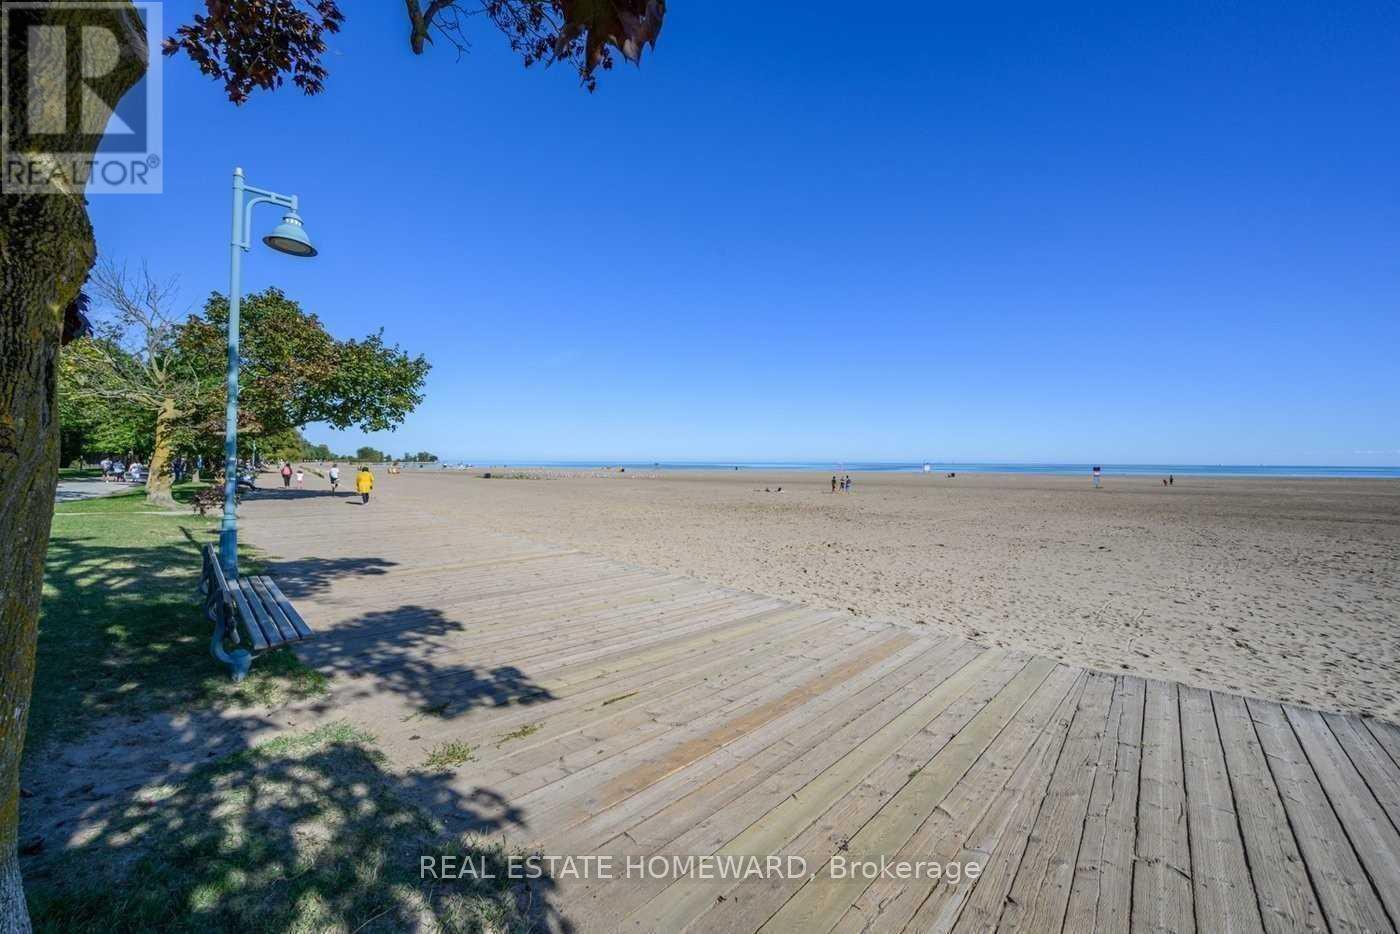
[394, 468, 1400, 721]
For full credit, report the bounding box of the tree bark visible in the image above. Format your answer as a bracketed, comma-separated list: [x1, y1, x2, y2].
[1, 5, 145, 930]
[144, 398, 177, 508]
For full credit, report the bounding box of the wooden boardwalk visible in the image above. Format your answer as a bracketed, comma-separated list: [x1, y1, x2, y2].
[240, 486, 1400, 933]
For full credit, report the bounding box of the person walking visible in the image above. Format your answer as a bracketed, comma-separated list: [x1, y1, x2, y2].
[280, 462, 293, 488]
[356, 465, 375, 504]
[295, 467, 305, 489]
[831, 475, 837, 494]
[329, 463, 340, 493]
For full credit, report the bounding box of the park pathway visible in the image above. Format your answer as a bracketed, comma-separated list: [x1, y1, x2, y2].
[239, 479, 1400, 933]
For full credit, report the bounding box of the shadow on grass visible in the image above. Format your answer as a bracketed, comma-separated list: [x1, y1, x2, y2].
[23, 721, 568, 932]
[31, 525, 327, 752]
[30, 494, 573, 930]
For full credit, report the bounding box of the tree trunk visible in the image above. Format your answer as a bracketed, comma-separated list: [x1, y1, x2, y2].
[1, 6, 145, 930]
[144, 399, 177, 508]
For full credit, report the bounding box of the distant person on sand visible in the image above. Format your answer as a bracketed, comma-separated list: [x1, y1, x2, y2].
[831, 475, 837, 493]
[356, 465, 374, 504]
[1169, 474, 1174, 486]
[295, 467, 305, 489]
[281, 462, 293, 488]
[1092, 465, 1102, 489]
[329, 463, 340, 493]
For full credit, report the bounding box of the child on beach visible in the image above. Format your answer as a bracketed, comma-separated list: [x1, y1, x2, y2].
[295, 468, 305, 489]
[329, 463, 340, 493]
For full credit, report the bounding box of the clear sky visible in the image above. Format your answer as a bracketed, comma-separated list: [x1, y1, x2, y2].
[89, 2, 1400, 465]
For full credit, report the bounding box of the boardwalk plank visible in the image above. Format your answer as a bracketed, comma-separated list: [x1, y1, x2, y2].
[1179, 686, 1264, 933]
[1212, 693, 1326, 933]
[1064, 674, 1145, 933]
[1286, 705, 1400, 926]
[758, 657, 1059, 933]
[1248, 698, 1391, 933]
[828, 664, 1083, 934]
[620, 650, 1005, 931]
[1132, 679, 1194, 934]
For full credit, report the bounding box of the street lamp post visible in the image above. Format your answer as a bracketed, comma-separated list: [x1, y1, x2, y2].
[220, 166, 317, 577]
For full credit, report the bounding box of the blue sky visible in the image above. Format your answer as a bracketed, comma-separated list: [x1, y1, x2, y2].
[90, 2, 1400, 464]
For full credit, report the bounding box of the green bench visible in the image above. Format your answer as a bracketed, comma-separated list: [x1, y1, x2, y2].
[199, 544, 315, 680]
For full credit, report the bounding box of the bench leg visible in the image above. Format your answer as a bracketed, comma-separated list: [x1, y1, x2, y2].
[210, 616, 254, 682]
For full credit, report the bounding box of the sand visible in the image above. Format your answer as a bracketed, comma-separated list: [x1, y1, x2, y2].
[391, 468, 1400, 721]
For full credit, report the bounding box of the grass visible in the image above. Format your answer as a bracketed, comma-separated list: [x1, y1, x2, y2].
[422, 741, 476, 771]
[23, 722, 547, 933]
[31, 487, 327, 752]
[496, 723, 542, 746]
[58, 466, 103, 479]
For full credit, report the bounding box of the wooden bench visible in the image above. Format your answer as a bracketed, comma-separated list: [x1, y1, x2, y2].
[199, 544, 315, 681]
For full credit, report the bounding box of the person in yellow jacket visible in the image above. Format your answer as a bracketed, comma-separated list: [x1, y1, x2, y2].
[355, 465, 375, 504]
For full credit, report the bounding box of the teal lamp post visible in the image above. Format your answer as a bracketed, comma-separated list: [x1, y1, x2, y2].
[220, 167, 317, 576]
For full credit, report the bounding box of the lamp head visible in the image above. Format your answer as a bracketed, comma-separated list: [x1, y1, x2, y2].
[263, 212, 317, 257]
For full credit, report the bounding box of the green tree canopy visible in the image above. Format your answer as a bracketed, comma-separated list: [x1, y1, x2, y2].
[178, 288, 431, 442]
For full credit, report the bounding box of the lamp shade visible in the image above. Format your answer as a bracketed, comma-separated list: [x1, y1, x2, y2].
[262, 212, 317, 257]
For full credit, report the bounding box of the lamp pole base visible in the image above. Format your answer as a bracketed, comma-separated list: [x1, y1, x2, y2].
[219, 526, 238, 578]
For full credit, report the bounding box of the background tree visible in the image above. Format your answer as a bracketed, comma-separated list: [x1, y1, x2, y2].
[1, 4, 664, 929]
[176, 288, 431, 448]
[355, 446, 388, 463]
[299, 439, 336, 462]
[60, 264, 214, 507]
[57, 390, 155, 467]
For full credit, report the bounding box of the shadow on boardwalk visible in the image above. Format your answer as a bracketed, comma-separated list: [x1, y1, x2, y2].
[298, 603, 557, 715]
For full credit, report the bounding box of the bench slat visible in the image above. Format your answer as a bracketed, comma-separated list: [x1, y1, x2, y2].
[237, 578, 288, 648]
[259, 577, 315, 640]
[226, 578, 270, 651]
[248, 576, 299, 643]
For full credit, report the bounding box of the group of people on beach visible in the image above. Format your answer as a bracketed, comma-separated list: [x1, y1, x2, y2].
[831, 475, 853, 493]
[276, 461, 376, 503]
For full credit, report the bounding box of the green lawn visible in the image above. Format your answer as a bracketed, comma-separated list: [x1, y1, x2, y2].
[31, 487, 327, 752]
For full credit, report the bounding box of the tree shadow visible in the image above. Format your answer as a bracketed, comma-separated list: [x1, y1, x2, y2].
[256, 553, 398, 598]
[293, 603, 556, 716]
[21, 718, 571, 932]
